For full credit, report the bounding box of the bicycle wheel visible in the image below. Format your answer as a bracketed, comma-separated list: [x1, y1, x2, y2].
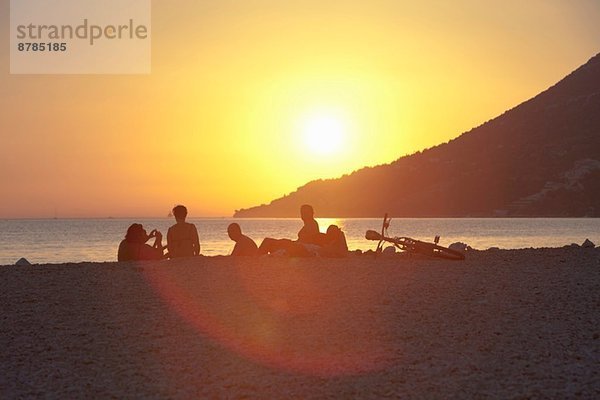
[407, 239, 465, 260]
[429, 244, 465, 260]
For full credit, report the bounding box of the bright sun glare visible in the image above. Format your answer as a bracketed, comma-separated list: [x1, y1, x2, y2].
[302, 113, 346, 155]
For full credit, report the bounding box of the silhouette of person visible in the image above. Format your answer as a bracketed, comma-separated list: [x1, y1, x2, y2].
[118, 223, 164, 261]
[167, 205, 200, 258]
[297, 204, 324, 245]
[257, 237, 311, 257]
[318, 225, 348, 258]
[258, 223, 348, 257]
[258, 204, 327, 256]
[227, 223, 258, 256]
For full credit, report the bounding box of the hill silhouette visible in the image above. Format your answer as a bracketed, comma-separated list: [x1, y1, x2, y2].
[235, 53, 600, 217]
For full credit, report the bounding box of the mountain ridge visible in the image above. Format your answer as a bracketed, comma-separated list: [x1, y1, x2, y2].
[234, 53, 600, 217]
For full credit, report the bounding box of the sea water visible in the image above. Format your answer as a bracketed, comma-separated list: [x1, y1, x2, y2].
[0, 218, 598, 265]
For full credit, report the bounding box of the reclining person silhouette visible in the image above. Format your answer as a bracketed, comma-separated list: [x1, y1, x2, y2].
[258, 204, 345, 257]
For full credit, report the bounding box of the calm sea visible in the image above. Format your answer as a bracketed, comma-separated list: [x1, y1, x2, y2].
[0, 218, 598, 265]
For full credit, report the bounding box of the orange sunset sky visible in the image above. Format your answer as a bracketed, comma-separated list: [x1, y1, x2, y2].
[1, 0, 600, 218]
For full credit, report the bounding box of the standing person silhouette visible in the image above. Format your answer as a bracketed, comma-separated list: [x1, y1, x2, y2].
[167, 205, 200, 258]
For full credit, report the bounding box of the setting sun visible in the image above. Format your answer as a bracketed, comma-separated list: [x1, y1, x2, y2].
[302, 112, 346, 155]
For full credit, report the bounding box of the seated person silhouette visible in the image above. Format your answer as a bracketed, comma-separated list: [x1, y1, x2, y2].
[167, 205, 200, 258]
[297, 204, 325, 245]
[118, 223, 164, 261]
[227, 223, 258, 256]
[318, 225, 348, 258]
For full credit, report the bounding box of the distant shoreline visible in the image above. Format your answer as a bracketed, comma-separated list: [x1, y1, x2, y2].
[2, 216, 600, 221]
[1, 218, 597, 266]
[2, 244, 598, 267]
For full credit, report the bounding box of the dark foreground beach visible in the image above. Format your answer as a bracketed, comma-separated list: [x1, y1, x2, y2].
[1, 248, 599, 399]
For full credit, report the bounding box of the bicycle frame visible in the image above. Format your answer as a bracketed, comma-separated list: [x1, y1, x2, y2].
[365, 214, 465, 260]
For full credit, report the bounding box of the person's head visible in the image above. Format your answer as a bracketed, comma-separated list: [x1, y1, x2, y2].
[172, 205, 188, 222]
[326, 225, 342, 241]
[227, 223, 242, 241]
[125, 223, 148, 244]
[300, 204, 314, 222]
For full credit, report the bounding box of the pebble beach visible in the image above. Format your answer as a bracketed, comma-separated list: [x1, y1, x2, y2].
[1, 248, 599, 399]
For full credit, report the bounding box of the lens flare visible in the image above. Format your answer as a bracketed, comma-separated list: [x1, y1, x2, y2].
[142, 259, 395, 377]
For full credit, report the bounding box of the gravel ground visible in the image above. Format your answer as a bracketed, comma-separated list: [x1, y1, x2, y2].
[1, 248, 599, 399]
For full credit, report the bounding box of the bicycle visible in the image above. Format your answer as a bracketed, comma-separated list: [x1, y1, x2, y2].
[365, 214, 465, 260]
